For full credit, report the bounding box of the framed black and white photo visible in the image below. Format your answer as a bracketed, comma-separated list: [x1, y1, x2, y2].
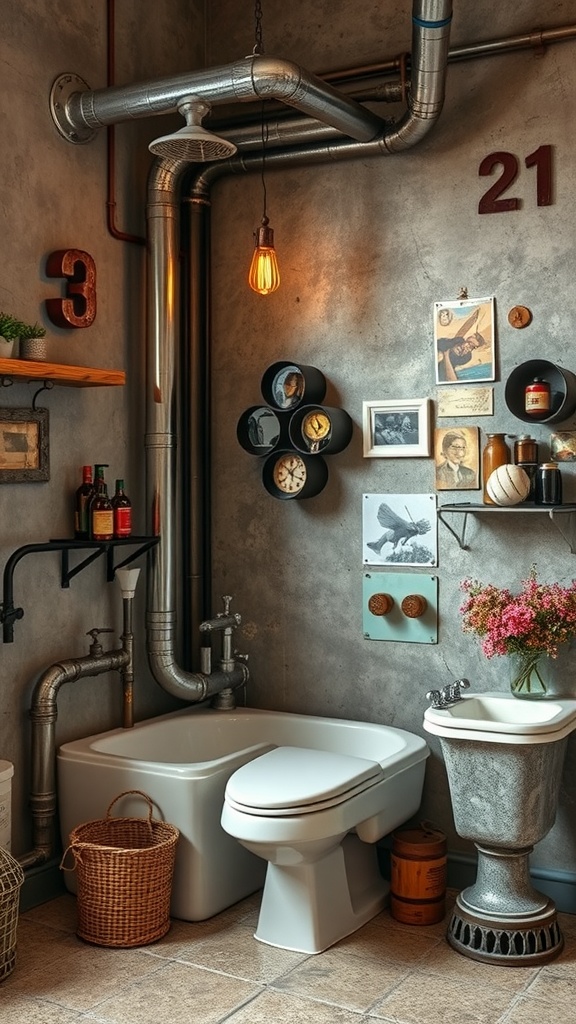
[362, 399, 431, 458]
[0, 407, 49, 482]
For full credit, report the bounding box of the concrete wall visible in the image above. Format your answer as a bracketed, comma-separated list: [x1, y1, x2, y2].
[2, 0, 576, 893]
[0, 0, 204, 858]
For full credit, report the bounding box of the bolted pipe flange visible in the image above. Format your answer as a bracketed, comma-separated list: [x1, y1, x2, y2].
[49, 73, 96, 144]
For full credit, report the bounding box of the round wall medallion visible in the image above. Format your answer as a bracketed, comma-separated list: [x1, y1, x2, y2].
[507, 305, 532, 329]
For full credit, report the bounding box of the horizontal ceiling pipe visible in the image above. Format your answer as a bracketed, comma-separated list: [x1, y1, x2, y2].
[59, 54, 385, 143]
[318, 23, 576, 86]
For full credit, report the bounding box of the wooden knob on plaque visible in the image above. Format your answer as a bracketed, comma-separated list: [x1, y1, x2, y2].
[368, 593, 394, 616]
[401, 595, 428, 618]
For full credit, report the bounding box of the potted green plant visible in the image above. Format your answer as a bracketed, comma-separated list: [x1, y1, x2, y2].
[18, 320, 47, 361]
[0, 313, 47, 360]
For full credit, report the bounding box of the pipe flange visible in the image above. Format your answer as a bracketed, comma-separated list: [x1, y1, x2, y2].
[50, 73, 96, 145]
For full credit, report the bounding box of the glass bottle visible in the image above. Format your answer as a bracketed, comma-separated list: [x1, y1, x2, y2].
[112, 479, 132, 538]
[534, 462, 562, 506]
[482, 434, 511, 505]
[524, 377, 551, 417]
[91, 464, 113, 541]
[74, 465, 94, 539]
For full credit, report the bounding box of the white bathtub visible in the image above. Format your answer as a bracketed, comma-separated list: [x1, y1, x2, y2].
[57, 706, 428, 921]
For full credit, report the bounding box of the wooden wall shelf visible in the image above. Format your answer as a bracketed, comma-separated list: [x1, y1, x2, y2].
[0, 358, 125, 387]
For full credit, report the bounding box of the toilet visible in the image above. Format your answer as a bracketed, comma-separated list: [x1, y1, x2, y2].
[221, 732, 429, 954]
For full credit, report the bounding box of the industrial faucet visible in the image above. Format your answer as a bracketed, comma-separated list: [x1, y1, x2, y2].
[426, 678, 471, 709]
[199, 595, 248, 709]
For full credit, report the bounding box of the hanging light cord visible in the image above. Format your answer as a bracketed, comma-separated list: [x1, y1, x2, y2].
[260, 105, 269, 223]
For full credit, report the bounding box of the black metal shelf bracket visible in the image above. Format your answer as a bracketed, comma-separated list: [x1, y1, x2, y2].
[437, 504, 576, 553]
[0, 536, 159, 642]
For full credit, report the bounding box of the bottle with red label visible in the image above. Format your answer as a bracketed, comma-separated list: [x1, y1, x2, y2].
[524, 377, 551, 417]
[112, 479, 132, 538]
[91, 464, 114, 541]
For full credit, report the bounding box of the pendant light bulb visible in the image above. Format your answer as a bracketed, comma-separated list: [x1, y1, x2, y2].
[248, 217, 280, 295]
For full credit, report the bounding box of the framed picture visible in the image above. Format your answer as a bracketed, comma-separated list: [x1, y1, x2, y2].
[434, 425, 480, 490]
[362, 399, 431, 458]
[434, 296, 495, 384]
[0, 407, 50, 482]
[362, 492, 437, 566]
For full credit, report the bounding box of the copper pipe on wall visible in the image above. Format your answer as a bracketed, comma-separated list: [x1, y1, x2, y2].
[106, 0, 145, 245]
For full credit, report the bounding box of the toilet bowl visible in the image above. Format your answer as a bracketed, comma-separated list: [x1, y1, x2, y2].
[221, 733, 429, 954]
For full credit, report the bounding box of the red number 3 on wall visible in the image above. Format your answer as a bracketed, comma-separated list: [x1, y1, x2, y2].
[45, 249, 97, 329]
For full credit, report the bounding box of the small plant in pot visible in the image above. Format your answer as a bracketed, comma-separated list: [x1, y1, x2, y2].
[0, 313, 47, 360]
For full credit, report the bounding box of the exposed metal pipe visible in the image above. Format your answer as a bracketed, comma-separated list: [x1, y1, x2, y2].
[19, 628, 131, 870]
[52, 54, 385, 145]
[144, 0, 452, 703]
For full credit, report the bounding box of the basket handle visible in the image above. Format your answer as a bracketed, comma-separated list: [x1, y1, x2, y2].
[106, 789, 155, 823]
[59, 845, 77, 872]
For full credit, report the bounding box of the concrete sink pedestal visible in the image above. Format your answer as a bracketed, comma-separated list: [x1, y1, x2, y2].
[424, 691, 576, 966]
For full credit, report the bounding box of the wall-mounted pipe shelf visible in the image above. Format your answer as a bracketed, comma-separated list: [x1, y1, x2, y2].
[437, 503, 576, 553]
[0, 537, 159, 642]
[0, 358, 125, 387]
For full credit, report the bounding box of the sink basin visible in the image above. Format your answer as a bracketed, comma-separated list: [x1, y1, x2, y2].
[423, 691, 576, 743]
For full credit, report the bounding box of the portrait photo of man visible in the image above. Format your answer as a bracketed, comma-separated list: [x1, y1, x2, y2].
[434, 427, 480, 490]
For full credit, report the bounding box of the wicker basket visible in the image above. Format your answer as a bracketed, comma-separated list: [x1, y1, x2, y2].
[0, 847, 25, 982]
[61, 789, 179, 948]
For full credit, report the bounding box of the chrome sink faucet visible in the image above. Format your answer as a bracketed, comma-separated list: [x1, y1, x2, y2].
[426, 678, 470, 709]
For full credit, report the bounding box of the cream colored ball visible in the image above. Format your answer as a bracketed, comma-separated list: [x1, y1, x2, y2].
[486, 464, 531, 506]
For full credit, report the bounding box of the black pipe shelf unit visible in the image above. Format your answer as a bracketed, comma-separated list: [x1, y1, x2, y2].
[437, 503, 576, 553]
[0, 536, 159, 643]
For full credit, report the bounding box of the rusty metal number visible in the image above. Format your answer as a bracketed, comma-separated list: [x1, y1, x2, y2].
[45, 249, 97, 329]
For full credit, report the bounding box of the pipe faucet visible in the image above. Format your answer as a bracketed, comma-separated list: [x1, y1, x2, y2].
[199, 596, 248, 708]
[426, 678, 470, 709]
[200, 596, 241, 671]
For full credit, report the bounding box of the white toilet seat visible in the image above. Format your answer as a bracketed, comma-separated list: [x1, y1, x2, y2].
[224, 746, 383, 816]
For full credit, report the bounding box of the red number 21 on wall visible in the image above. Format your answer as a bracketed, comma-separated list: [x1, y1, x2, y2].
[478, 145, 553, 214]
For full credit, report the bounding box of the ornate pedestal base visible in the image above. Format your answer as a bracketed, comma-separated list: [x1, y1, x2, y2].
[447, 844, 563, 965]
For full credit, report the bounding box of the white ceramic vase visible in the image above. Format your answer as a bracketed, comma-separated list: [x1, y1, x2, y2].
[0, 335, 18, 358]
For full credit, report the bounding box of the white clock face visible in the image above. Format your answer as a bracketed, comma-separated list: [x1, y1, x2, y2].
[272, 453, 307, 493]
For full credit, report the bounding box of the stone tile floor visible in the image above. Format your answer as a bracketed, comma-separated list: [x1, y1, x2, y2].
[2, 891, 576, 1023]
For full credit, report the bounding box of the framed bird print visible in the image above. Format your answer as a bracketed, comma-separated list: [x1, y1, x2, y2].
[362, 493, 438, 566]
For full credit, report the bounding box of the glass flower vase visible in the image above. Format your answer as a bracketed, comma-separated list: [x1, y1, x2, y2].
[508, 647, 574, 700]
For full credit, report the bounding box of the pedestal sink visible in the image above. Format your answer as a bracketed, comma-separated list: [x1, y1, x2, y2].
[424, 691, 576, 966]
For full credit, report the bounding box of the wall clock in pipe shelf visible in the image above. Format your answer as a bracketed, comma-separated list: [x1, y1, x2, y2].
[262, 450, 329, 500]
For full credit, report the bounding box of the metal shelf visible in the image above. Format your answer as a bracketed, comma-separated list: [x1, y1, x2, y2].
[437, 503, 576, 553]
[0, 536, 159, 642]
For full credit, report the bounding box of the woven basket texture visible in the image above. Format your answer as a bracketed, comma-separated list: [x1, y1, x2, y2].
[64, 790, 179, 948]
[0, 847, 25, 982]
